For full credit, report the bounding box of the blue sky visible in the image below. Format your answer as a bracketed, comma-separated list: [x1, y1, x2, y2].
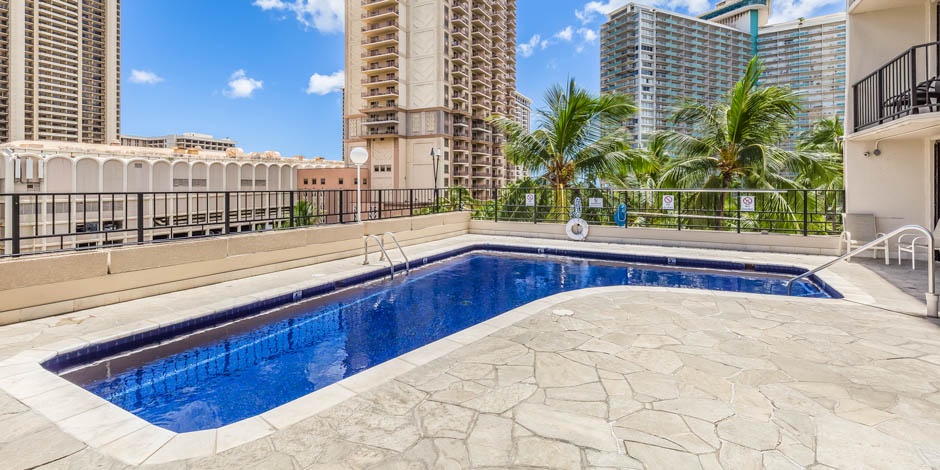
[122, 0, 845, 159]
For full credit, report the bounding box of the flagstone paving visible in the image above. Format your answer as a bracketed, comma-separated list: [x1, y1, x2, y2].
[0, 236, 938, 468]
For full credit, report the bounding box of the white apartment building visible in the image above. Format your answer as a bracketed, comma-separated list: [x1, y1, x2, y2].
[513, 91, 532, 132]
[758, 13, 847, 141]
[0, 0, 121, 144]
[844, 0, 940, 241]
[601, 1, 847, 147]
[0, 141, 328, 254]
[121, 133, 237, 152]
[343, 0, 518, 199]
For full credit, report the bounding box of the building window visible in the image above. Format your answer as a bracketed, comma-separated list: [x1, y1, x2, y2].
[303, 178, 309, 185]
[363, 178, 368, 185]
[338, 178, 344, 185]
[320, 178, 326, 184]
[312, 178, 317, 185]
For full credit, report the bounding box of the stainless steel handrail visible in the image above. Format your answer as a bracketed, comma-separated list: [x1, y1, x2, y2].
[363, 234, 396, 279]
[786, 225, 938, 316]
[382, 231, 410, 275]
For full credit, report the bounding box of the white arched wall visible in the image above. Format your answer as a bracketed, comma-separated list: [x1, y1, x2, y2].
[102, 160, 125, 193]
[225, 163, 239, 190]
[172, 162, 190, 191]
[153, 161, 171, 192]
[267, 165, 279, 190]
[75, 158, 100, 192]
[209, 163, 224, 191]
[45, 157, 73, 192]
[280, 165, 292, 190]
[240, 164, 253, 190]
[192, 162, 208, 190]
[127, 160, 150, 192]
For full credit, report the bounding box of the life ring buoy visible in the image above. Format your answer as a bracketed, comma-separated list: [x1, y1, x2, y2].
[566, 218, 589, 241]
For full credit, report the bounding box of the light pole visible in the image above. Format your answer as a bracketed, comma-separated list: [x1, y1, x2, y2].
[349, 147, 369, 223]
[430, 147, 441, 212]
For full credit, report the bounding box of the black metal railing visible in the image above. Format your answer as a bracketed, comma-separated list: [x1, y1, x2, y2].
[0, 189, 449, 258]
[0, 187, 844, 258]
[853, 41, 940, 132]
[469, 188, 845, 236]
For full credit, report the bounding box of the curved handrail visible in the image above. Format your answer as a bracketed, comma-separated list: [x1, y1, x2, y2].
[382, 231, 410, 275]
[786, 225, 936, 315]
[363, 234, 396, 279]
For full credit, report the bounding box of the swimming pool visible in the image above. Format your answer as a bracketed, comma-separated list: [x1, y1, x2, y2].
[47, 247, 837, 433]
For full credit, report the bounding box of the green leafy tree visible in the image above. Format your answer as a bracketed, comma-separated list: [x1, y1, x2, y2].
[292, 199, 318, 226]
[489, 79, 641, 214]
[797, 115, 844, 190]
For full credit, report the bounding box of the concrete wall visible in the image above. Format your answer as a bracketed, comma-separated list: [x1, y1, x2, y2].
[0, 213, 471, 325]
[469, 220, 842, 255]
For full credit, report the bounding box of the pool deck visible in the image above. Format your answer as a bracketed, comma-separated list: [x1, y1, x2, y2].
[0, 234, 939, 469]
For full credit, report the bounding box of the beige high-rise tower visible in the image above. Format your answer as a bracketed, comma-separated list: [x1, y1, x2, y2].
[0, 0, 121, 144]
[344, 0, 517, 197]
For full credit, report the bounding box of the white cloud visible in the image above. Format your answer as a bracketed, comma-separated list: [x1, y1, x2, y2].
[768, 0, 842, 22]
[578, 28, 598, 43]
[224, 70, 263, 99]
[306, 70, 344, 95]
[129, 69, 163, 85]
[253, 0, 344, 33]
[518, 34, 542, 58]
[555, 26, 574, 42]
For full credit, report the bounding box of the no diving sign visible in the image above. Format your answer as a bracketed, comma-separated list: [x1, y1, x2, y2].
[662, 194, 675, 210]
[525, 193, 536, 207]
[741, 195, 755, 212]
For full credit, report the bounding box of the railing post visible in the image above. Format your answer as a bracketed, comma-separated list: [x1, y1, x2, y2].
[223, 192, 231, 235]
[377, 189, 383, 220]
[289, 191, 295, 228]
[458, 190, 463, 212]
[852, 83, 860, 132]
[493, 186, 499, 223]
[409, 189, 414, 217]
[339, 190, 345, 223]
[736, 191, 741, 234]
[877, 69, 884, 124]
[136, 193, 144, 243]
[676, 192, 682, 231]
[803, 190, 809, 236]
[11, 194, 20, 255]
[910, 48, 918, 116]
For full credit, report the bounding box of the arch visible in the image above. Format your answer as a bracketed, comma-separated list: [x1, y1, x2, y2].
[208, 162, 224, 191]
[267, 165, 280, 190]
[280, 165, 293, 190]
[224, 163, 239, 191]
[172, 161, 190, 191]
[152, 161, 172, 192]
[239, 164, 253, 190]
[45, 157, 73, 192]
[75, 158, 100, 193]
[102, 159, 124, 192]
[191, 162, 208, 190]
[126, 160, 150, 192]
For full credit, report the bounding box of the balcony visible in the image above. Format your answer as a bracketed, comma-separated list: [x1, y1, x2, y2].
[362, 88, 398, 99]
[853, 41, 940, 133]
[362, 7, 398, 21]
[362, 0, 396, 9]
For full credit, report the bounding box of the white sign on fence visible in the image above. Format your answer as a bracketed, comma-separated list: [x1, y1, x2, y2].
[740, 195, 756, 212]
[589, 197, 604, 208]
[662, 194, 675, 210]
[525, 193, 536, 207]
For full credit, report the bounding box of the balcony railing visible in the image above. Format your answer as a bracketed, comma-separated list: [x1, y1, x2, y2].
[853, 41, 940, 132]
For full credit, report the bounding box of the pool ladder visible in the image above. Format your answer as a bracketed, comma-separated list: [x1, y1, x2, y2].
[363, 232, 411, 280]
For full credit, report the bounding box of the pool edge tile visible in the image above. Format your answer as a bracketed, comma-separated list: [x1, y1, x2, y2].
[143, 429, 217, 465]
[338, 358, 416, 394]
[216, 416, 275, 453]
[260, 382, 357, 430]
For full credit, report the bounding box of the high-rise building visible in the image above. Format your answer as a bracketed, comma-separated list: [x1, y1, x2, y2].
[0, 0, 121, 144]
[513, 91, 532, 132]
[758, 13, 846, 140]
[600, 1, 846, 148]
[601, 3, 751, 146]
[343, 0, 517, 199]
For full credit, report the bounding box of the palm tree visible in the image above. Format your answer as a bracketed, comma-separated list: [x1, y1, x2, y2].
[292, 199, 317, 226]
[797, 115, 844, 190]
[489, 79, 640, 213]
[658, 56, 815, 226]
[604, 132, 670, 190]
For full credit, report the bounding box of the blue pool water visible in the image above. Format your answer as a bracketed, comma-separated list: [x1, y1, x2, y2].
[61, 252, 831, 432]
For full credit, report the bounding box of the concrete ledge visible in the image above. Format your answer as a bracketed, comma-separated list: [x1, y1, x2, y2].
[0, 216, 471, 325]
[469, 220, 841, 255]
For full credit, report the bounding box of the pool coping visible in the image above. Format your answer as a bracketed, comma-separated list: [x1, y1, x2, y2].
[0, 238, 891, 465]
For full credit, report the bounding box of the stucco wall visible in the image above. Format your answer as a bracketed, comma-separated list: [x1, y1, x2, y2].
[469, 220, 842, 256]
[0, 213, 471, 325]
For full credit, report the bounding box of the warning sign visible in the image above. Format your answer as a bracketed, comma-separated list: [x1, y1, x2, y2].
[662, 194, 675, 210]
[525, 193, 536, 207]
[741, 195, 755, 212]
[589, 198, 604, 208]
